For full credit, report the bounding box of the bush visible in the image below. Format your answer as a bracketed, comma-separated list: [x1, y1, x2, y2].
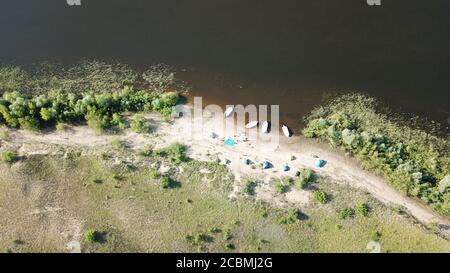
[312, 190, 328, 204]
[155, 143, 188, 164]
[278, 208, 301, 225]
[223, 230, 232, 241]
[274, 182, 288, 194]
[224, 243, 235, 250]
[295, 169, 314, 189]
[243, 179, 257, 195]
[1, 151, 17, 164]
[84, 229, 99, 243]
[160, 176, 179, 189]
[370, 231, 382, 242]
[148, 170, 161, 179]
[186, 232, 212, 245]
[337, 208, 355, 220]
[356, 202, 370, 217]
[0, 63, 180, 133]
[130, 114, 152, 134]
[260, 211, 268, 219]
[303, 93, 450, 216]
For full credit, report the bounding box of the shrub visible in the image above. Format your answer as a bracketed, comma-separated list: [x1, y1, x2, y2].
[295, 168, 314, 189]
[208, 227, 221, 233]
[224, 243, 235, 250]
[243, 179, 257, 195]
[337, 208, 355, 220]
[223, 230, 232, 241]
[278, 208, 301, 225]
[1, 151, 17, 164]
[155, 143, 188, 164]
[0, 63, 179, 133]
[18, 117, 40, 132]
[111, 172, 122, 182]
[159, 176, 170, 189]
[370, 231, 382, 242]
[303, 93, 450, 216]
[260, 211, 268, 219]
[312, 190, 328, 204]
[148, 170, 161, 179]
[130, 114, 152, 134]
[160, 176, 180, 189]
[356, 202, 370, 217]
[274, 182, 288, 194]
[40, 107, 57, 122]
[186, 232, 212, 245]
[84, 229, 99, 243]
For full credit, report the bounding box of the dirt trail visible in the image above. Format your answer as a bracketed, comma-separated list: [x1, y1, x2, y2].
[7, 113, 450, 233]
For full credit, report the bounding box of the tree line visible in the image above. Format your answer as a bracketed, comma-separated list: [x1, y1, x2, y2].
[303, 94, 450, 216]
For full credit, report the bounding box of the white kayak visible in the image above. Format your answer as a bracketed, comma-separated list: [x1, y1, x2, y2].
[224, 106, 234, 117]
[282, 125, 293, 137]
[261, 121, 270, 133]
[245, 121, 259, 129]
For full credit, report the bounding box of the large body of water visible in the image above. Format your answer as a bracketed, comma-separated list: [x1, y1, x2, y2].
[1, 0, 449, 132]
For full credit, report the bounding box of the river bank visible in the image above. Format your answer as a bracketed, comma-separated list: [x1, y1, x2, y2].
[5, 108, 450, 235]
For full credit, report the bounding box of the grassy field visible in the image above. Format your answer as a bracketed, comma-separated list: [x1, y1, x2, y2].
[0, 144, 448, 253]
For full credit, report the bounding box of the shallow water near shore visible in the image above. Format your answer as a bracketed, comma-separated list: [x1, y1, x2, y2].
[1, 0, 449, 131]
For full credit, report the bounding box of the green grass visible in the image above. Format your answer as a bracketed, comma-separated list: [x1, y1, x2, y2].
[0, 128, 9, 141]
[356, 202, 370, 217]
[130, 114, 152, 134]
[1, 151, 17, 164]
[312, 190, 328, 204]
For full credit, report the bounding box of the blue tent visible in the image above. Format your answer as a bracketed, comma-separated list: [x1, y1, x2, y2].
[315, 159, 325, 168]
[224, 137, 236, 147]
[262, 160, 271, 169]
[283, 164, 290, 172]
[244, 158, 251, 165]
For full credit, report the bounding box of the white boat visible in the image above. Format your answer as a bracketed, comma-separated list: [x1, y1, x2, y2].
[282, 125, 293, 137]
[245, 121, 258, 129]
[261, 121, 270, 133]
[224, 106, 234, 117]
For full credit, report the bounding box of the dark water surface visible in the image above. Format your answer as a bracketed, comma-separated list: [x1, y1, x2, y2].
[1, 0, 449, 131]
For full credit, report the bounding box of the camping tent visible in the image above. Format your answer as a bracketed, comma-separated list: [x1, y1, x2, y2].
[315, 159, 325, 168]
[224, 137, 236, 147]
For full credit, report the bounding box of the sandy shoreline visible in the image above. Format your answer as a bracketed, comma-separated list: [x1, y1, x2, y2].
[6, 110, 450, 234]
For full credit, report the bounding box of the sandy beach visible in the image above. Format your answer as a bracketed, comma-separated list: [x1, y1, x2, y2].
[7, 109, 450, 235]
